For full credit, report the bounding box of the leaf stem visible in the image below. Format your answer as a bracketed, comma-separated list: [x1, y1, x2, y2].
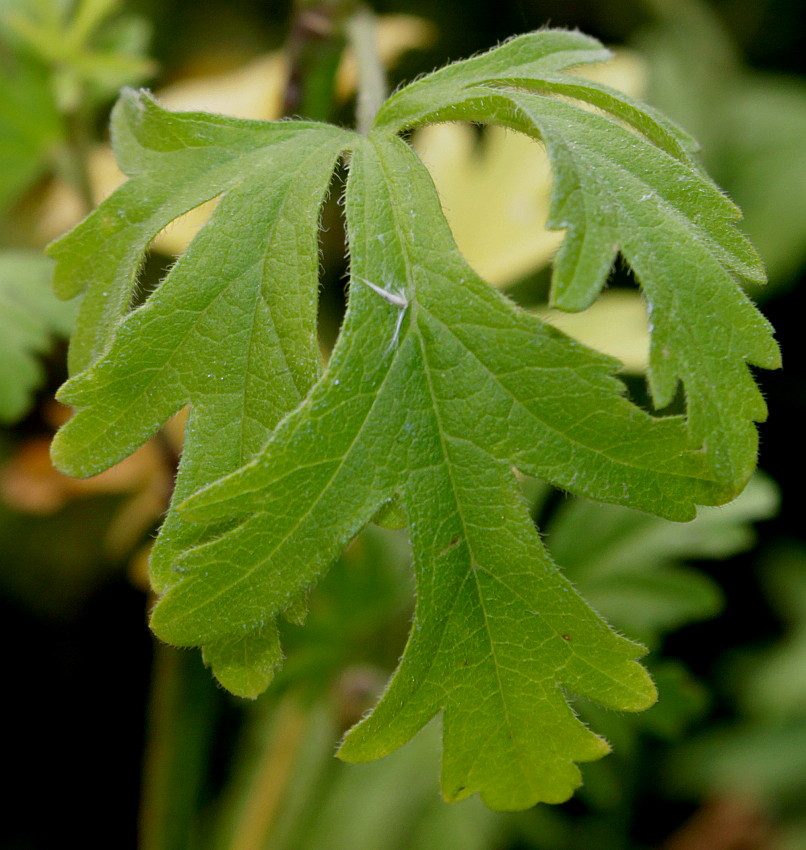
[282, 0, 357, 121]
[56, 105, 95, 216]
[139, 645, 218, 850]
[346, 6, 386, 134]
[226, 693, 310, 850]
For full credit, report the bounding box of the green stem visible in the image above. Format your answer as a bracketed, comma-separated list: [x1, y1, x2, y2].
[225, 694, 310, 850]
[282, 0, 358, 121]
[139, 645, 219, 850]
[54, 103, 95, 216]
[346, 6, 386, 134]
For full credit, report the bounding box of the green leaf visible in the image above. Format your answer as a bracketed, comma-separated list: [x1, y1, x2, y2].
[49, 91, 346, 375]
[638, 0, 806, 288]
[0, 251, 74, 423]
[502, 88, 777, 485]
[372, 32, 779, 485]
[51, 93, 351, 671]
[201, 623, 283, 700]
[150, 135, 732, 808]
[0, 50, 63, 214]
[724, 78, 806, 286]
[48, 30, 779, 809]
[2, 0, 154, 106]
[374, 31, 696, 156]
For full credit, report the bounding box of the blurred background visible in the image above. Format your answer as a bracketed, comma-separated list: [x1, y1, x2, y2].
[1, 0, 805, 848]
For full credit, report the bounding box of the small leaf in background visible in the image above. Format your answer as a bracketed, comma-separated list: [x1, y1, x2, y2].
[2, 0, 154, 109]
[0, 50, 62, 214]
[0, 252, 74, 423]
[666, 545, 806, 847]
[640, 0, 806, 290]
[548, 474, 778, 645]
[724, 80, 806, 288]
[0, 0, 155, 232]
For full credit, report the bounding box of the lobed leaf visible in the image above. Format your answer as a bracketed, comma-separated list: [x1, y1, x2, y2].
[151, 135, 729, 807]
[500, 89, 779, 486]
[49, 90, 344, 374]
[51, 91, 351, 601]
[48, 30, 780, 809]
[374, 29, 696, 158]
[372, 30, 779, 485]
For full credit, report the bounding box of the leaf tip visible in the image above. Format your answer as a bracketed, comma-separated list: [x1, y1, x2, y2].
[208, 666, 271, 701]
[201, 624, 284, 700]
[617, 659, 659, 713]
[49, 425, 92, 479]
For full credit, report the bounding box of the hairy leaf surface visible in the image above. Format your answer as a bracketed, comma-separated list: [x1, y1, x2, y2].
[372, 30, 779, 485]
[49, 30, 778, 808]
[49, 92, 348, 374]
[51, 92, 350, 620]
[153, 136, 724, 807]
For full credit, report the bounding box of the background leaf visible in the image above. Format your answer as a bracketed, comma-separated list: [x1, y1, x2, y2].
[549, 474, 778, 645]
[0, 251, 74, 423]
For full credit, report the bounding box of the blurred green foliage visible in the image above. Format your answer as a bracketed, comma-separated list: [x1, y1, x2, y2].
[0, 251, 73, 421]
[639, 0, 806, 290]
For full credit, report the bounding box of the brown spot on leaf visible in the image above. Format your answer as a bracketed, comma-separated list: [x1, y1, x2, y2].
[438, 535, 461, 558]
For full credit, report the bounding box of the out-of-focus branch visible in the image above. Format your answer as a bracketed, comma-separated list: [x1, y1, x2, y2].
[282, 0, 359, 121]
[345, 6, 385, 134]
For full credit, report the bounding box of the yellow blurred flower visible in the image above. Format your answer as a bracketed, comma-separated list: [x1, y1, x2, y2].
[536, 290, 649, 373]
[414, 123, 560, 288]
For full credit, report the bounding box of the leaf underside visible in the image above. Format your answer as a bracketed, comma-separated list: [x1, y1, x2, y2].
[49, 29, 778, 809]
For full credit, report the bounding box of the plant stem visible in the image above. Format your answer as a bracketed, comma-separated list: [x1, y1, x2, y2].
[282, 0, 357, 121]
[346, 6, 386, 134]
[139, 645, 218, 850]
[227, 693, 310, 850]
[56, 105, 95, 216]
